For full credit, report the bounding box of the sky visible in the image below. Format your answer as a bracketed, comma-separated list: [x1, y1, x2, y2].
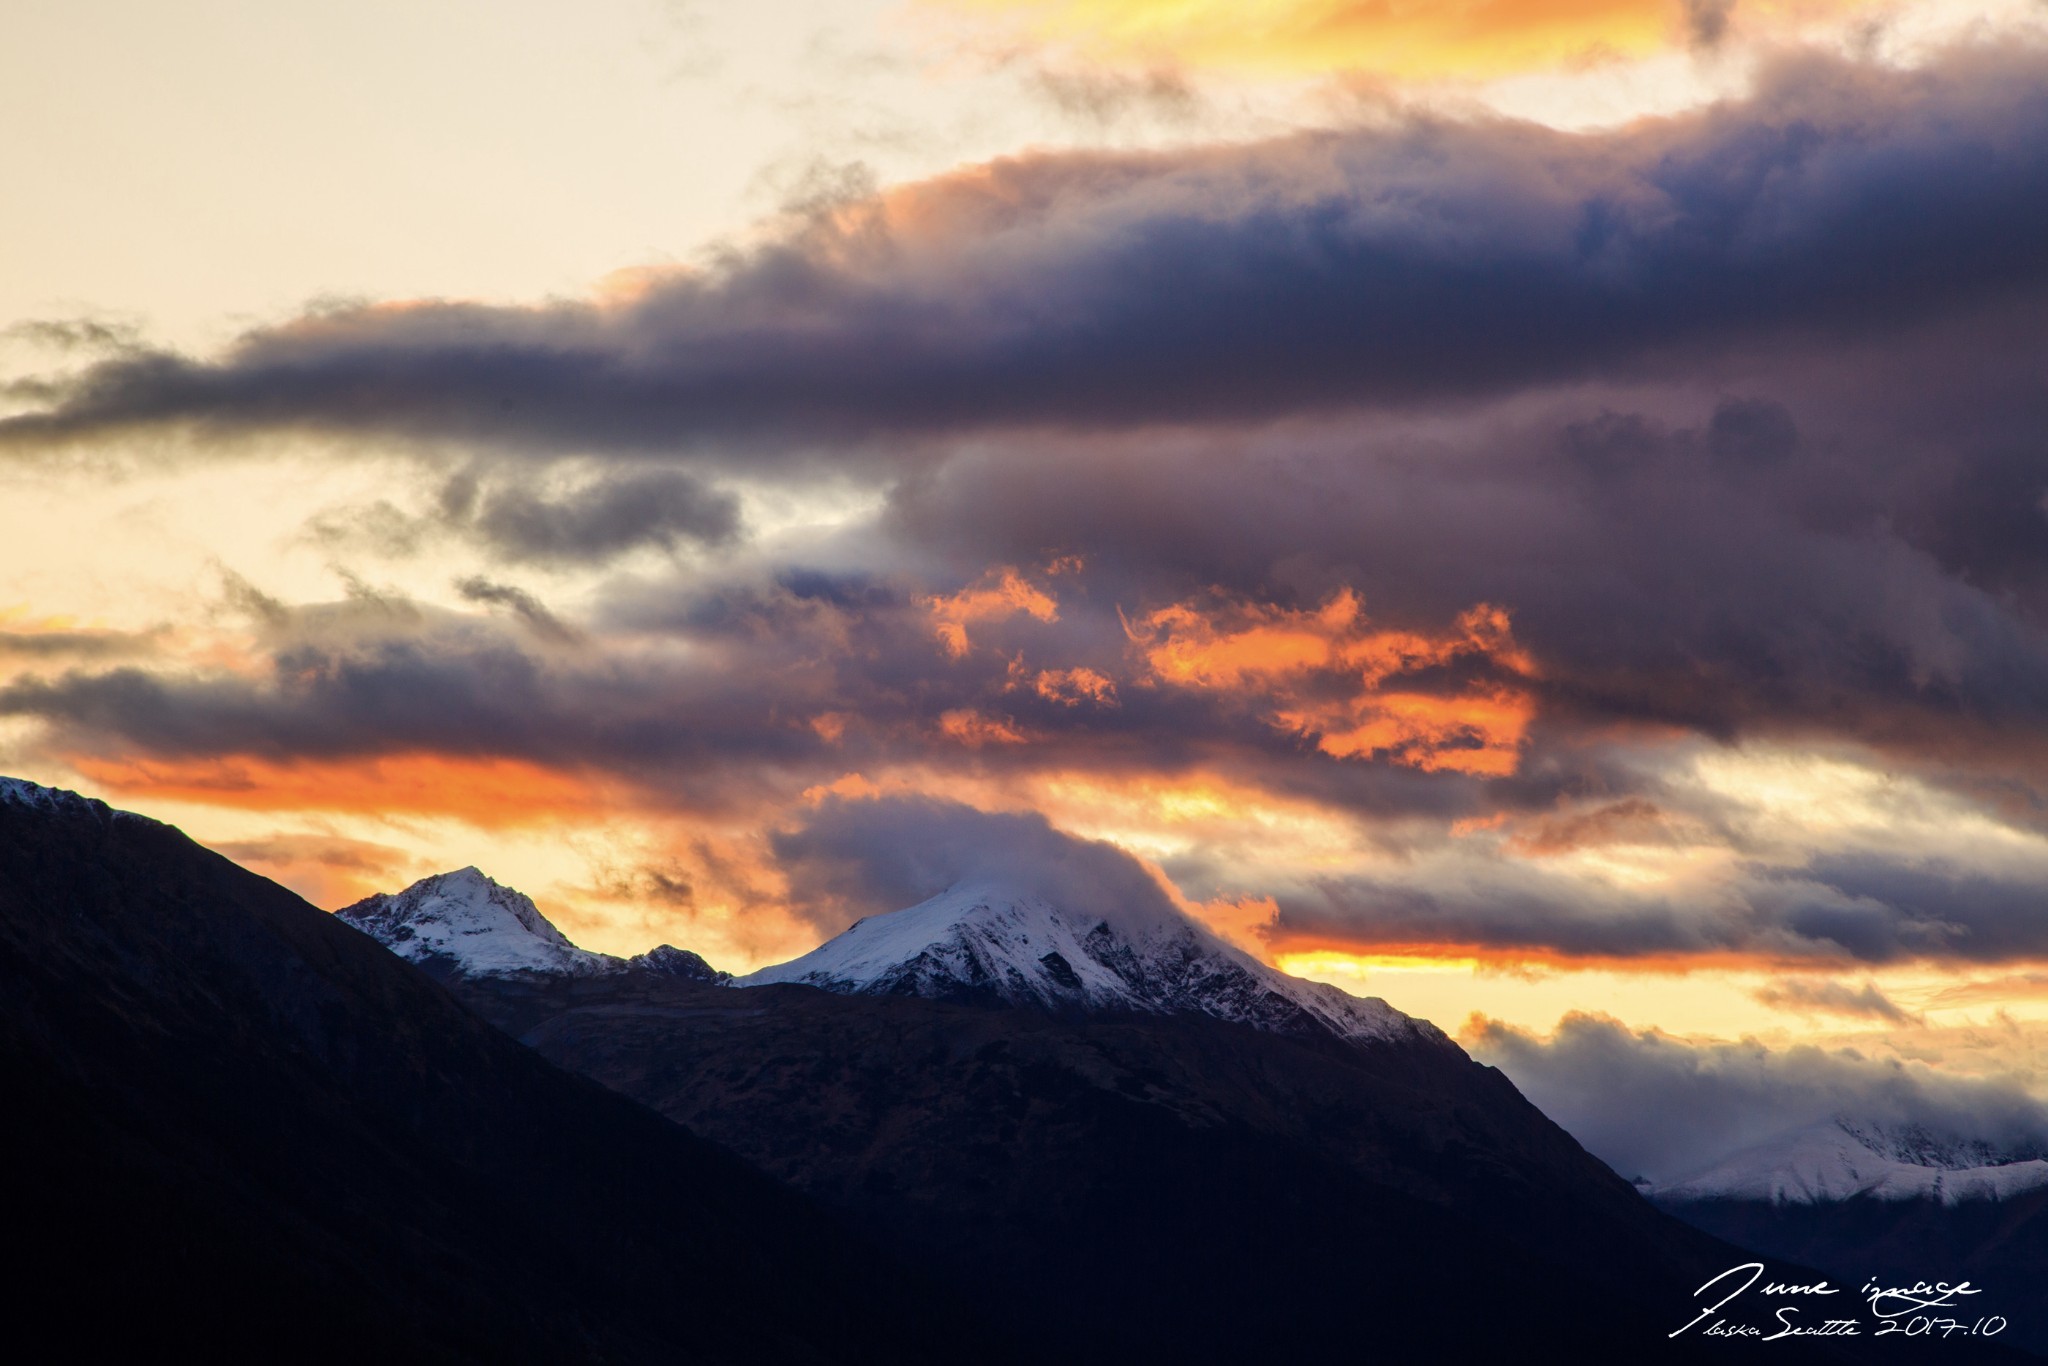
[7, 0, 2048, 1175]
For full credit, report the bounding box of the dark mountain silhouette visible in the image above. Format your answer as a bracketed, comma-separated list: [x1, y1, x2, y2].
[454, 968, 1854, 1362]
[0, 779, 991, 1365]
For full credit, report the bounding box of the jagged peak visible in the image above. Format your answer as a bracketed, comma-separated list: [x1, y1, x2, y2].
[740, 877, 1432, 1047]
[338, 868, 735, 984]
[0, 775, 133, 823]
[337, 867, 611, 977]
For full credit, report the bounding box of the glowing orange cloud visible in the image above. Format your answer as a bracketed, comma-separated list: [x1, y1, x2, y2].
[1031, 665, 1119, 706]
[923, 567, 1059, 658]
[209, 832, 413, 910]
[1128, 589, 1536, 776]
[939, 708, 1031, 746]
[922, 0, 1876, 80]
[1270, 937, 1806, 975]
[71, 752, 624, 827]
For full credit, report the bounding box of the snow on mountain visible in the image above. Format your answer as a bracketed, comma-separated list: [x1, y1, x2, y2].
[0, 776, 130, 821]
[338, 867, 732, 982]
[1646, 1118, 2048, 1207]
[337, 868, 627, 978]
[340, 864, 1430, 1046]
[738, 878, 1436, 1046]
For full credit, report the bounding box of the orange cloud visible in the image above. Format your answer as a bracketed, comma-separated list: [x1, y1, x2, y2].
[922, 0, 1876, 80]
[1270, 937, 1792, 975]
[208, 832, 413, 909]
[1127, 589, 1537, 776]
[923, 567, 1059, 658]
[939, 708, 1031, 746]
[1032, 665, 1119, 706]
[71, 752, 622, 827]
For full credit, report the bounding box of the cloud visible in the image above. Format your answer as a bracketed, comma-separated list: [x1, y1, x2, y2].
[1680, 0, 1738, 50]
[878, 396, 2048, 792]
[454, 576, 582, 645]
[1, 318, 145, 355]
[1465, 1011, 2048, 1182]
[1026, 64, 1202, 127]
[8, 48, 2048, 459]
[454, 468, 742, 563]
[924, 0, 1866, 79]
[4, 44, 2048, 987]
[0, 627, 157, 662]
[1273, 851, 2048, 967]
[311, 467, 742, 567]
[1127, 588, 1537, 775]
[1750, 977, 1917, 1023]
[770, 788, 1188, 938]
[923, 565, 1060, 658]
[209, 832, 412, 909]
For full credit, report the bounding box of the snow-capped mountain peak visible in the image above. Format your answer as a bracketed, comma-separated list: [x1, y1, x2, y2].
[1646, 1118, 2048, 1207]
[739, 877, 1436, 1047]
[337, 867, 622, 979]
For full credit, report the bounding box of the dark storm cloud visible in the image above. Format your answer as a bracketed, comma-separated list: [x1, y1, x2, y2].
[1466, 1012, 2048, 1183]
[6, 48, 2048, 457]
[874, 376, 2048, 803]
[770, 791, 1185, 937]
[1780, 856, 2048, 964]
[0, 639, 557, 764]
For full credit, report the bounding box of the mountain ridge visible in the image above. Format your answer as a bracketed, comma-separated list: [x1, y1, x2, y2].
[1648, 1118, 2048, 1208]
[0, 776, 992, 1364]
[345, 864, 1431, 1049]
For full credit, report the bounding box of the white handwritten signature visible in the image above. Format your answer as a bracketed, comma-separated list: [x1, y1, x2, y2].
[1671, 1262, 1989, 1342]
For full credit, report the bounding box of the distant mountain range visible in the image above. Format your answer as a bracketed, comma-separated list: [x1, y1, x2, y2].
[1646, 1119, 2048, 1208]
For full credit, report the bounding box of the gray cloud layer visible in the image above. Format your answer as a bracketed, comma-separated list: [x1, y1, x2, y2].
[6, 49, 2048, 459]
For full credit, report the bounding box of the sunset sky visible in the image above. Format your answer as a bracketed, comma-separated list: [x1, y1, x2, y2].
[7, 0, 2048, 1162]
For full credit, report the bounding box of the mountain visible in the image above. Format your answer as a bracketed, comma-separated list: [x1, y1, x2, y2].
[1647, 1119, 2048, 1207]
[371, 871, 1848, 1362]
[338, 866, 727, 983]
[0, 779, 987, 1365]
[738, 878, 1426, 1045]
[348, 868, 1424, 1047]
[1649, 1118, 2048, 1355]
